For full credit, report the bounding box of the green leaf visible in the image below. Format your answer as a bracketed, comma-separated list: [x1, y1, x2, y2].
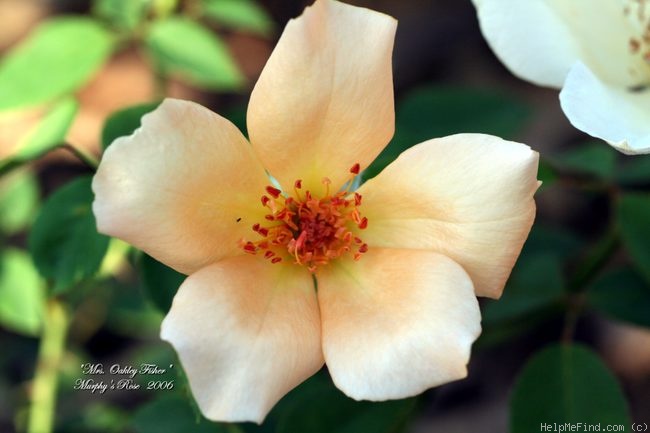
[588, 268, 650, 328]
[0, 98, 78, 176]
[556, 141, 617, 179]
[482, 253, 565, 325]
[146, 17, 244, 90]
[202, 0, 273, 36]
[93, 0, 149, 31]
[101, 102, 160, 150]
[0, 18, 113, 111]
[365, 85, 531, 179]
[140, 254, 185, 313]
[0, 249, 45, 336]
[0, 169, 39, 234]
[615, 153, 650, 184]
[28, 176, 110, 294]
[617, 193, 650, 282]
[275, 373, 415, 433]
[511, 344, 631, 432]
[132, 394, 226, 433]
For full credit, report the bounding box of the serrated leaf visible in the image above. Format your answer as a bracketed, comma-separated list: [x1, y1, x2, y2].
[617, 193, 650, 283]
[0, 18, 113, 111]
[511, 344, 630, 432]
[588, 268, 650, 328]
[101, 102, 160, 150]
[28, 177, 110, 294]
[0, 249, 45, 336]
[0, 169, 39, 234]
[140, 254, 185, 313]
[365, 85, 531, 179]
[203, 0, 273, 36]
[146, 18, 244, 90]
[0, 98, 78, 176]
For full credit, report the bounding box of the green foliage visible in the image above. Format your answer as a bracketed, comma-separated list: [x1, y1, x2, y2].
[203, 0, 273, 36]
[615, 153, 650, 184]
[588, 268, 650, 328]
[510, 344, 630, 432]
[0, 98, 78, 176]
[617, 193, 650, 283]
[93, 0, 149, 31]
[365, 85, 531, 179]
[0, 18, 113, 111]
[556, 141, 617, 179]
[0, 169, 39, 235]
[101, 102, 160, 150]
[132, 394, 226, 433]
[0, 249, 45, 336]
[140, 254, 185, 313]
[28, 177, 109, 294]
[146, 17, 244, 90]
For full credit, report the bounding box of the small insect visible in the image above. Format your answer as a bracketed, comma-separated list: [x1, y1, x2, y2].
[236, 217, 242, 222]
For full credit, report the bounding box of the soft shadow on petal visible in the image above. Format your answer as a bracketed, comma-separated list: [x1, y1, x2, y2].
[247, 0, 396, 194]
[317, 248, 481, 401]
[356, 134, 539, 299]
[92, 98, 271, 275]
[560, 62, 650, 155]
[473, 0, 644, 88]
[161, 255, 324, 423]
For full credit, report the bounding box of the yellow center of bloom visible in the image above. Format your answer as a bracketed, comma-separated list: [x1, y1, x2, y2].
[241, 164, 368, 272]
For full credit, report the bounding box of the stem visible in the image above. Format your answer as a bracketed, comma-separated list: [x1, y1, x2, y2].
[60, 143, 99, 171]
[28, 300, 69, 433]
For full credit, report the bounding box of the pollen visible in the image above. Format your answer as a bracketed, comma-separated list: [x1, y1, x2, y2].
[240, 164, 369, 272]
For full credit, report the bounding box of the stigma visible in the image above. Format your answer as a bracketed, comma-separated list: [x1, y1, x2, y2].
[240, 163, 368, 272]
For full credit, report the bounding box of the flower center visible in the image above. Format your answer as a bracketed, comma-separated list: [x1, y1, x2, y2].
[240, 164, 368, 272]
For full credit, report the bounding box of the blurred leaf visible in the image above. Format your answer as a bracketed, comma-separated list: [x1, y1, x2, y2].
[274, 373, 415, 433]
[28, 177, 110, 294]
[132, 394, 226, 433]
[524, 225, 582, 261]
[0, 169, 39, 234]
[93, 0, 148, 31]
[0, 18, 113, 111]
[555, 141, 616, 179]
[146, 18, 244, 90]
[365, 85, 531, 179]
[105, 278, 163, 338]
[615, 153, 650, 184]
[140, 254, 185, 313]
[617, 193, 650, 282]
[537, 158, 558, 191]
[511, 344, 630, 432]
[483, 253, 565, 324]
[0, 249, 45, 336]
[588, 267, 650, 328]
[101, 102, 160, 150]
[203, 0, 273, 36]
[0, 98, 78, 176]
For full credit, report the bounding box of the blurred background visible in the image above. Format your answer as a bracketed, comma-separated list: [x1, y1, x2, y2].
[0, 0, 649, 432]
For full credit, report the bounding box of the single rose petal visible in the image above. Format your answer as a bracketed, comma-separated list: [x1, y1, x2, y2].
[356, 134, 539, 299]
[161, 255, 323, 423]
[317, 248, 481, 401]
[92, 98, 271, 275]
[472, 0, 646, 88]
[560, 62, 650, 155]
[247, 0, 396, 194]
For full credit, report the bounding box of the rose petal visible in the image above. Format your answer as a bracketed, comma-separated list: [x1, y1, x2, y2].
[247, 0, 396, 194]
[92, 98, 270, 274]
[560, 61, 650, 155]
[161, 255, 323, 423]
[472, 0, 645, 88]
[356, 133, 539, 298]
[317, 248, 481, 401]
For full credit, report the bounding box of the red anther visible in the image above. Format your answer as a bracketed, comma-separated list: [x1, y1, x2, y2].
[294, 179, 302, 189]
[266, 186, 282, 198]
[261, 195, 270, 206]
[358, 243, 368, 253]
[264, 251, 275, 258]
[271, 257, 282, 264]
[258, 227, 269, 237]
[265, 214, 275, 221]
[354, 236, 362, 244]
[358, 217, 368, 229]
[252, 223, 260, 232]
[354, 193, 362, 206]
[243, 242, 256, 253]
[350, 163, 361, 175]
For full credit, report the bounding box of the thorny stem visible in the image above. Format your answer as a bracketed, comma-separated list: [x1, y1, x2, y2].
[28, 299, 69, 433]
